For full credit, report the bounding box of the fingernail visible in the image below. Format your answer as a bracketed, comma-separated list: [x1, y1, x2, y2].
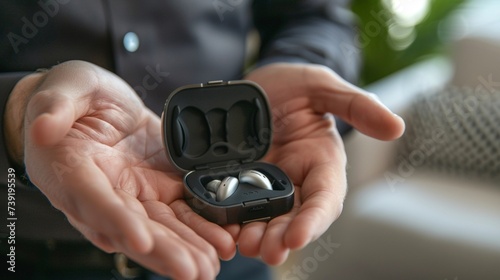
[393, 113, 405, 122]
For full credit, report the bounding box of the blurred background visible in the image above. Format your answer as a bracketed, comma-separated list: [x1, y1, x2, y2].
[273, 0, 500, 279]
[352, 0, 464, 85]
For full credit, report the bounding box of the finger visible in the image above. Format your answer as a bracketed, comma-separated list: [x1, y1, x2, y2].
[78, 189, 148, 253]
[44, 161, 155, 255]
[311, 89, 405, 140]
[171, 200, 237, 261]
[68, 190, 150, 254]
[114, 189, 149, 218]
[142, 200, 220, 277]
[246, 63, 404, 140]
[223, 224, 241, 243]
[237, 222, 267, 258]
[124, 222, 204, 280]
[67, 217, 116, 253]
[259, 217, 291, 265]
[69, 191, 217, 279]
[284, 164, 346, 250]
[295, 65, 405, 140]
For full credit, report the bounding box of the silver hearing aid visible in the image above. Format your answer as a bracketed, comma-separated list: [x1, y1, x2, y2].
[206, 177, 238, 202]
[206, 179, 221, 193]
[239, 170, 273, 190]
[206, 170, 273, 202]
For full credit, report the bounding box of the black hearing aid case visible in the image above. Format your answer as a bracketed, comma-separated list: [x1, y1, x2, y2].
[162, 80, 294, 225]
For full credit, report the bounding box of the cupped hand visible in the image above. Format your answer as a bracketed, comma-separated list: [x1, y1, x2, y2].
[8, 61, 236, 279]
[237, 63, 405, 265]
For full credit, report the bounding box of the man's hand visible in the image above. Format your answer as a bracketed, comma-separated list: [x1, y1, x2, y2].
[236, 63, 405, 265]
[5, 61, 236, 279]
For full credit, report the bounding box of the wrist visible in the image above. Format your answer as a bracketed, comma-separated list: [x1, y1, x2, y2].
[4, 72, 46, 165]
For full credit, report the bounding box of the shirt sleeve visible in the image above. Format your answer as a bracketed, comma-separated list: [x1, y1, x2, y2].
[0, 72, 30, 186]
[252, 0, 361, 84]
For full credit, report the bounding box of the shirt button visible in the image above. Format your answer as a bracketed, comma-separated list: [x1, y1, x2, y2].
[123, 32, 139, 52]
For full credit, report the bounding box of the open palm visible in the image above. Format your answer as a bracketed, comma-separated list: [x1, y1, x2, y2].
[236, 63, 405, 264]
[22, 61, 235, 280]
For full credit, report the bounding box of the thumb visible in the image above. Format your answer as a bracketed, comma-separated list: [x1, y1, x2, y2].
[24, 61, 101, 147]
[26, 90, 79, 147]
[305, 68, 406, 140]
[318, 90, 406, 141]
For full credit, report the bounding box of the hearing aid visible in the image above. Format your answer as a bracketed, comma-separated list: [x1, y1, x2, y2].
[206, 179, 221, 193]
[239, 169, 273, 190]
[206, 177, 239, 202]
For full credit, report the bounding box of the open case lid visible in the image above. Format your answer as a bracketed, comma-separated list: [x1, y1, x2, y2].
[162, 80, 273, 172]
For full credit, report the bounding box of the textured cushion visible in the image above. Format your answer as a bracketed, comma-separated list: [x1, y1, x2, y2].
[399, 87, 500, 180]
